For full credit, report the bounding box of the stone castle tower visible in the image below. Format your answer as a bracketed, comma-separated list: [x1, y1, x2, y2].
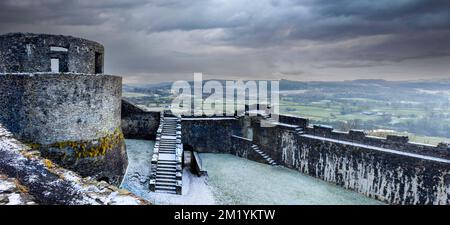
[0, 33, 127, 185]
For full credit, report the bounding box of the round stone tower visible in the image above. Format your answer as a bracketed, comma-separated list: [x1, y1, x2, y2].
[0, 33, 104, 74]
[0, 33, 127, 185]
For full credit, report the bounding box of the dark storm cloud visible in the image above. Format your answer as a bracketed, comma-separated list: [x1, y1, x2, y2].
[0, 0, 449, 82]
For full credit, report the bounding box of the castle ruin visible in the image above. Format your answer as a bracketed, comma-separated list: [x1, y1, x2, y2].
[0, 33, 126, 185]
[0, 32, 449, 205]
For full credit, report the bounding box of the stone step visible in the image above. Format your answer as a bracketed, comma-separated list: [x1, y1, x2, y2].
[158, 161, 177, 165]
[156, 174, 177, 179]
[158, 159, 177, 162]
[158, 150, 176, 153]
[159, 142, 177, 145]
[159, 149, 176, 151]
[158, 167, 176, 172]
[160, 142, 177, 144]
[155, 189, 177, 194]
[159, 148, 176, 150]
[155, 185, 176, 191]
[159, 147, 176, 150]
[157, 171, 177, 176]
[158, 164, 177, 169]
[159, 145, 176, 148]
[159, 149, 176, 152]
[156, 178, 177, 183]
[159, 151, 176, 154]
[156, 181, 177, 187]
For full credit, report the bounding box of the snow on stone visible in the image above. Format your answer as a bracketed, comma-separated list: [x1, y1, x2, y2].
[121, 139, 215, 205]
[302, 134, 450, 164]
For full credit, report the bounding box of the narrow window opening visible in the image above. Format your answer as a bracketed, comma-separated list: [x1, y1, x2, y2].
[95, 52, 103, 74]
[51, 58, 59, 72]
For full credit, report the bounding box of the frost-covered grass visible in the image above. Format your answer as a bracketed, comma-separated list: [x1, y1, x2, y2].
[122, 139, 215, 205]
[200, 153, 384, 205]
[122, 139, 383, 205]
[121, 139, 154, 191]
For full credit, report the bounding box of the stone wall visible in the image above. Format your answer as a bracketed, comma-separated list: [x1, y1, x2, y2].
[302, 124, 450, 159]
[230, 135, 266, 164]
[0, 73, 126, 185]
[181, 117, 237, 153]
[275, 114, 450, 159]
[121, 99, 160, 140]
[251, 120, 450, 205]
[180, 114, 450, 205]
[0, 33, 104, 74]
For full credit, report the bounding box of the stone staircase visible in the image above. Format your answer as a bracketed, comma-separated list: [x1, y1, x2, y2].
[149, 116, 183, 195]
[251, 144, 277, 166]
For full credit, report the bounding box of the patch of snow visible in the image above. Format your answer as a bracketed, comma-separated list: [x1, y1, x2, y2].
[0, 180, 15, 191]
[6, 193, 23, 205]
[121, 139, 215, 205]
[200, 153, 383, 205]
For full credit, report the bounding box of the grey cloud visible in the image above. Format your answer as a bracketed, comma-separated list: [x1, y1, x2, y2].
[0, 0, 449, 82]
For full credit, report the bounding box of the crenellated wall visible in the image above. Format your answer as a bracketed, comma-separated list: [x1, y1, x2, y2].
[179, 113, 450, 205]
[251, 120, 450, 204]
[0, 33, 104, 74]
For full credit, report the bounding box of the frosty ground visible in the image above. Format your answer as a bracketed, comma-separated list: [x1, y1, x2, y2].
[122, 139, 382, 205]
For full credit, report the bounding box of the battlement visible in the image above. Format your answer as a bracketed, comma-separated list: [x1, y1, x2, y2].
[268, 114, 450, 159]
[0, 33, 126, 185]
[0, 33, 104, 74]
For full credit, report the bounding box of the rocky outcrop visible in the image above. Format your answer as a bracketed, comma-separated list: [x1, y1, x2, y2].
[0, 124, 147, 205]
[0, 173, 36, 205]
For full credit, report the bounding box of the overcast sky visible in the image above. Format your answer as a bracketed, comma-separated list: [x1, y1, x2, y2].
[0, 0, 449, 83]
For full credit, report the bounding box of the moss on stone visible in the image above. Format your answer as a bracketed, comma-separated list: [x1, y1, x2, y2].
[55, 128, 124, 159]
[26, 128, 124, 159]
